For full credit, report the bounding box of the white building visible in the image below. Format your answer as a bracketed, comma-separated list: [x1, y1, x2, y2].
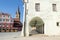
[21, 0, 60, 36]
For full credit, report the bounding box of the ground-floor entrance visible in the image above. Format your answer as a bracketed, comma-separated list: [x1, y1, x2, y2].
[29, 17, 44, 36]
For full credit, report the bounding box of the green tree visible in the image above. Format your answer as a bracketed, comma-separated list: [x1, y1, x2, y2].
[29, 17, 44, 27]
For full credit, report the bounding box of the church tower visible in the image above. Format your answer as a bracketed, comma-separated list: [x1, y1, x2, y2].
[16, 6, 20, 20]
[13, 6, 22, 31]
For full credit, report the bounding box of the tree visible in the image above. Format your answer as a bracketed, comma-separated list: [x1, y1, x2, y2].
[29, 17, 44, 27]
[29, 17, 44, 33]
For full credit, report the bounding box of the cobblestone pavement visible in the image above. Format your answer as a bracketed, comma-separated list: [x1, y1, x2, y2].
[0, 36, 60, 40]
[0, 32, 21, 38]
[0, 32, 60, 40]
[0, 34, 60, 40]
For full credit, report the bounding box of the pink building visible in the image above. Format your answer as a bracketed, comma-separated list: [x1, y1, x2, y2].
[0, 7, 22, 32]
[0, 13, 14, 29]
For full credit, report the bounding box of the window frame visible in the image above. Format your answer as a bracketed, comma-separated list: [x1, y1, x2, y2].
[0, 18, 2, 21]
[35, 3, 40, 12]
[52, 3, 57, 12]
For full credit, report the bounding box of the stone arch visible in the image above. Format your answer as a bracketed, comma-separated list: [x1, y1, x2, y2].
[29, 17, 44, 35]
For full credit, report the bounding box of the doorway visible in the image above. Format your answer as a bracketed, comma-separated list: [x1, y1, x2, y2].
[29, 17, 44, 36]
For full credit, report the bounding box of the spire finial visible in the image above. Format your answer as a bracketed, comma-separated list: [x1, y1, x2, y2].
[18, 5, 19, 12]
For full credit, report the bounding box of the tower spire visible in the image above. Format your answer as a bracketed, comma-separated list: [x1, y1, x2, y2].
[16, 6, 20, 20]
[17, 6, 20, 13]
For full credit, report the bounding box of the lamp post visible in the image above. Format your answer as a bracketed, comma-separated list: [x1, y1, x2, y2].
[21, 0, 28, 36]
[22, 2, 27, 37]
[24, 0, 28, 36]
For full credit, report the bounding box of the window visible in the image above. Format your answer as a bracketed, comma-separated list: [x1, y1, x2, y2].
[52, 4, 57, 11]
[35, 3, 40, 11]
[11, 20, 13, 22]
[3, 15, 5, 17]
[6, 19, 9, 22]
[0, 19, 2, 21]
[3, 19, 5, 21]
[57, 22, 60, 26]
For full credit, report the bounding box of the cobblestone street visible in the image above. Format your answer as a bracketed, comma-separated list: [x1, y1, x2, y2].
[0, 32, 21, 38]
[1, 35, 60, 40]
[0, 33, 60, 40]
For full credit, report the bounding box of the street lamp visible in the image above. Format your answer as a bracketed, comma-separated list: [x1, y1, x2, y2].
[21, 0, 28, 36]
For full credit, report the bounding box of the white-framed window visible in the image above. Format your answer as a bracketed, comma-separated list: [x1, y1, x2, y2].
[6, 19, 9, 22]
[0, 18, 2, 21]
[3, 15, 5, 17]
[3, 19, 5, 21]
[52, 4, 57, 11]
[35, 3, 40, 12]
[11, 20, 13, 22]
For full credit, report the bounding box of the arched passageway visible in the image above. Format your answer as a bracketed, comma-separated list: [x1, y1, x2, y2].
[29, 17, 44, 36]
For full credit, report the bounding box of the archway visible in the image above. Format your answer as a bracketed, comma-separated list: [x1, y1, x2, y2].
[29, 17, 44, 36]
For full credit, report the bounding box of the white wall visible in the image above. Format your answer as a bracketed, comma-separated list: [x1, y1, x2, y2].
[24, 0, 60, 36]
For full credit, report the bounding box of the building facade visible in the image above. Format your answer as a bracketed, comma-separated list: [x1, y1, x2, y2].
[0, 13, 14, 29]
[0, 7, 22, 32]
[22, 0, 60, 36]
[13, 7, 22, 31]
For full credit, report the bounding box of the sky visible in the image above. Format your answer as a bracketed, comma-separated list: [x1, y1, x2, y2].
[0, 0, 24, 22]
